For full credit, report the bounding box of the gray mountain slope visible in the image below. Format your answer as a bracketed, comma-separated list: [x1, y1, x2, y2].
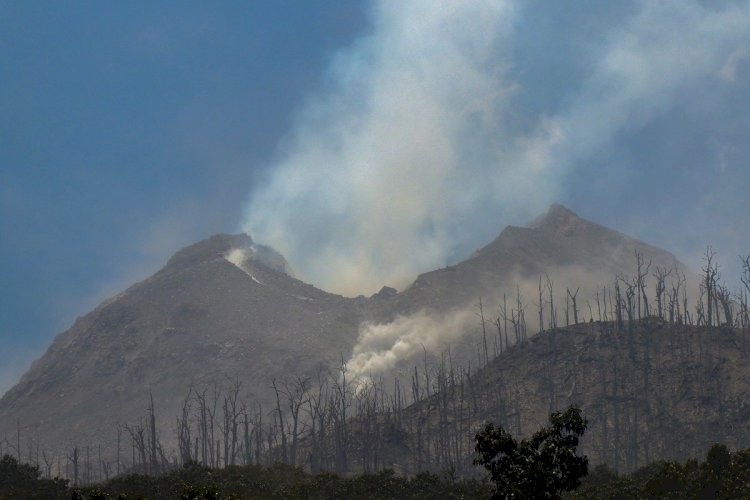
[0, 233, 367, 455]
[380, 204, 690, 318]
[0, 204, 694, 458]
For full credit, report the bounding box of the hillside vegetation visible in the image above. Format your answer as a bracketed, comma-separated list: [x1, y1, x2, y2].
[383, 320, 750, 475]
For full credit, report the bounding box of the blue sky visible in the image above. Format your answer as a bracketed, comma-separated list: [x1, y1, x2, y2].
[0, 1, 369, 391]
[2, 1, 749, 395]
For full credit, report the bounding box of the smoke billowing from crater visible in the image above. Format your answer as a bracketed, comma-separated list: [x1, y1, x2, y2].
[243, 0, 561, 296]
[243, 0, 750, 296]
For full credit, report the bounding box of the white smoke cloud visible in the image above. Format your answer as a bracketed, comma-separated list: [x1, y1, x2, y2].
[552, 2, 750, 165]
[348, 308, 476, 381]
[225, 248, 247, 269]
[346, 256, 697, 381]
[244, 0, 750, 297]
[243, 0, 562, 296]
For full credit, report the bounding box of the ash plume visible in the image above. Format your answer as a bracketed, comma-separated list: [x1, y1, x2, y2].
[243, 0, 557, 296]
[243, 0, 750, 297]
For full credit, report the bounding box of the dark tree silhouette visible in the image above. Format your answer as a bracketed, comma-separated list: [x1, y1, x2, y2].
[0, 454, 68, 498]
[474, 406, 588, 499]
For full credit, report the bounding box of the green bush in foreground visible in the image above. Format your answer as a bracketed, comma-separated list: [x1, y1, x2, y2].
[475, 405, 589, 499]
[10, 430, 750, 498]
[66, 462, 488, 499]
[0, 454, 69, 499]
[571, 443, 750, 499]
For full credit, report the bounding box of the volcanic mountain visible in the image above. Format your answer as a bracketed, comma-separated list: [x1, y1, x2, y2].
[0, 234, 370, 456]
[349, 204, 692, 380]
[0, 205, 693, 459]
[382, 203, 688, 317]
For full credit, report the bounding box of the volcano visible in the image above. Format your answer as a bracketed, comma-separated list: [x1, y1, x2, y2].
[0, 205, 693, 460]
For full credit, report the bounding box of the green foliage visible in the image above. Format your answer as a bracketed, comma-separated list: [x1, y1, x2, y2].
[474, 405, 589, 499]
[571, 442, 750, 499]
[65, 461, 487, 499]
[15, 439, 750, 499]
[0, 454, 69, 499]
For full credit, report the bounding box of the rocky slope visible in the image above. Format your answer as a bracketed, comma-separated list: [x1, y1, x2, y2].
[358, 321, 750, 476]
[0, 234, 369, 455]
[383, 204, 688, 317]
[0, 204, 694, 460]
[350, 204, 693, 382]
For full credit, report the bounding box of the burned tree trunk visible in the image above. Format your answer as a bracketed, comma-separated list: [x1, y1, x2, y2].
[702, 247, 719, 326]
[567, 288, 579, 325]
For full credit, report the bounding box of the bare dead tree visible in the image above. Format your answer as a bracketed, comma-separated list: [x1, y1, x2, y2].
[515, 285, 527, 342]
[668, 269, 686, 325]
[330, 357, 351, 475]
[546, 273, 557, 329]
[271, 378, 289, 464]
[740, 254, 750, 331]
[284, 375, 311, 467]
[240, 404, 251, 465]
[652, 266, 671, 320]
[493, 315, 505, 355]
[702, 246, 719, 326]
[603, 285, 610, 322]
[219, 378, 242, 466]
[682, 278, 692, 326]
[84, 445, 90, 484]
[264, 418, 277, 465]
[567, 287, 580, 325]
[68, 446, 79, 486]
[16, 419, 21, 462]
[148, 393, 158, 475]
[253, 405, 264, 465]
[306, 370, 330, 473]
[538, 276, 545, 332]
[475, 298, 489, 367]
[617, 275, 635, 333]
[116, 426, 122, 476]
[635, 251, 652, 319]
[614, 278, 624, 330]
[716, 284, 734, 327]
[422, 345, 432, 399]
[41, 450, 55, 479]
[123, 421, 147, 474]
[194, 388, 215, 466]
[176, 389, 193, 465]
[497, 294, 511, 350]
[207, 386, 221, 467]
[742, 254, 750, 295]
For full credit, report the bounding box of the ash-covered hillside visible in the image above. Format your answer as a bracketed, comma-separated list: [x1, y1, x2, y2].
[349, 204, 693, 383]
[383, 204, 688, 317]
[0, 233, 369, 457]
[356, 320, 750, 476]
[0, 204, 697, 464]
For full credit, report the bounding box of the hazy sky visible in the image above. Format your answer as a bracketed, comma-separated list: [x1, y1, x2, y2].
[2, 1, 749, 395]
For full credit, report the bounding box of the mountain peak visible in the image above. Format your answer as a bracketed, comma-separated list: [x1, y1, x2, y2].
[469, 204, 605, 261]
[165, 233, 253, 268]
[527, 203, 580, 229]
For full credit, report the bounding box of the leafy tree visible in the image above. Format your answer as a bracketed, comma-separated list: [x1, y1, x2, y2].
[0, 454, 69, 499]
[474, 405, 588, 499]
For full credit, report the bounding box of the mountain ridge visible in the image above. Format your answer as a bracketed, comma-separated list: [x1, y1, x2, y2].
[0, 204, 696, 461]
